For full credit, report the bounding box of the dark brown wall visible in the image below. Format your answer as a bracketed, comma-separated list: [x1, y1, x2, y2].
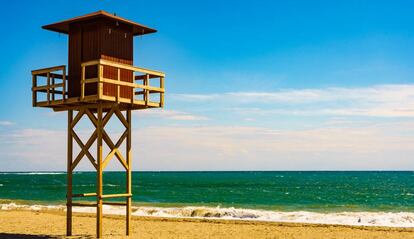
[68, 18, 134, 98]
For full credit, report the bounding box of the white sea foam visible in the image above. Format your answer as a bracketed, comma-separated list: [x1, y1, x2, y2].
[1, 203, 413, 228]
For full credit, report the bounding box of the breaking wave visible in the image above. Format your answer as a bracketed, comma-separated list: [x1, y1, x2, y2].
[1, 203, 414, 228]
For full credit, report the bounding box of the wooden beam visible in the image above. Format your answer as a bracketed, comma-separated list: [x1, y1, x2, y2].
[100, 193, 132, 199]
[126, 109, 132, 236]
[115, 149, 129, 171]
[71, 130, 98, 171]
[31, 65, 66, 75]
[35, 89, 66, 95]
[81, 66, 85, 100]
[85, 108, 98, 128]
[114, 110, 128, 128]
[71, 202, 98, 207]
[103, 202, 127, 206]
[37, 72, 66, 80]
[62, 67, 66, 101]
[115, 130, 128, 148]
[67, 110, 73, 237]
[96, 105, 103, 239]
[72, 192, 97, 197]
[32, 83, 64, 91]
[102, 149, 117, 170]
[32, 75, 37, 107]
[70, 109, 85, 129]
[160, 77, 165, 107]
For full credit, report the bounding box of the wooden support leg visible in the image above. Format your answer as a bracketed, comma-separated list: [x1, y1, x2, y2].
[126, 110, 132, 236]
[97, 106, 103, 238]
[67, 110, 73, 236]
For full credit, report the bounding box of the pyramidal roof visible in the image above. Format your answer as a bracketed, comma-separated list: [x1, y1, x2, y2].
[42, 10, 157, 36]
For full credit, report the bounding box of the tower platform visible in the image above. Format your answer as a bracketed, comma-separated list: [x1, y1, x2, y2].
[32, 59, 165, 112]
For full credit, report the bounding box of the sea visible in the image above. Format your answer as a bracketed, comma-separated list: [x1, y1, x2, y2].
[0, 171, 413, 227]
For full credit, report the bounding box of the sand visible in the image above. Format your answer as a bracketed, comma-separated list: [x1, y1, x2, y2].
[0, 210, 413, 239]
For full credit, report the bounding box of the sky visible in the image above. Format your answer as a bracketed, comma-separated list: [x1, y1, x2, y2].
[0, 0, 414, 171]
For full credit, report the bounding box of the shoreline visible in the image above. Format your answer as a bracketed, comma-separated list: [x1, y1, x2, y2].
[1, 209, 414, 239]
[1, 201, 414, 228]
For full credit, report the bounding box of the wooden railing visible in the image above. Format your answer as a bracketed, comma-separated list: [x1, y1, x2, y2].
[81, 59, 165, 108]
[31, 65, 67, 106]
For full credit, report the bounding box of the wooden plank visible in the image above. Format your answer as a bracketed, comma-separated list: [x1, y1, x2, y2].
[81, 59, 165, 77]
[81, 78, 99, 84]
[102, 106, 115, 127]
[99, 59, 165, 77]
[72, 192, 97, 197]
[33, 83, 64, 91]
[115, 149, 129, 171]
[102, 149, 116, 170]
[96, 105, 103, 239]
[35, 89, 65, 95]
[85, 108, 98, 127]
[100, 193, 132, 199]
[135, 74, 160, 80]
[32, 75, 37, 107]
[37, 72, 66, 79]
[115, 130, 128, 148]
[160, 77, 165, 107]
[31, 65, 66, 75]
[126, 109, 132, 236]
[117, 68, 120, 103]
[67, 110, 73, 237]
[81, 59, 100, 67]
[47, 73, 50, 104]
[103, 202, 127, 206]
[98, 65, 103, 98]
[62, 67, 66, 101]
[81, 66, 85, 100]
[114, 110, 128, 128]
[71, 202, 98, 207]
[71, 129, 98, 170]
[70, 109, 85, 129]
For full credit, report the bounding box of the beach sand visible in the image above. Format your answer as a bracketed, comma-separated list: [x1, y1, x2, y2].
[0, 210, 414, 239]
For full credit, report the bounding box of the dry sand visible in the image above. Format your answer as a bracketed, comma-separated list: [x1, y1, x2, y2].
[0, 210, 413, 239]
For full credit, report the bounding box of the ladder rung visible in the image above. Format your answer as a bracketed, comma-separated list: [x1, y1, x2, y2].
[100, 193, 132, 199]
[70, 202, 97, 207]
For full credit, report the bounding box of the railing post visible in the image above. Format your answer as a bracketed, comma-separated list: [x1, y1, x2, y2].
[131, 72, 135, 105]
[98, 64, 104, 99]
[144, 74, 149, 106]
[117, 68, 120, 103]
[62, 67, 66, 101]
[81, 66, 85, 100]
[47, 72, 51, 105]
[32, 75, 37, 107]
[160, 76, 164, 107]
[51, 76, 55, 102]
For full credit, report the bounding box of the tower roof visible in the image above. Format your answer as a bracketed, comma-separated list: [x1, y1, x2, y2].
[42, 10, 157, 36]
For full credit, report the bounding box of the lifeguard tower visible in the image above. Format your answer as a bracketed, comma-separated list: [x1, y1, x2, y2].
[31, 11, 165, 238]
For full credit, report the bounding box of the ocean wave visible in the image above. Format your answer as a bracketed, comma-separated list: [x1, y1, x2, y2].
[1, 203, 414, 228]
[0, 172, 65, 175]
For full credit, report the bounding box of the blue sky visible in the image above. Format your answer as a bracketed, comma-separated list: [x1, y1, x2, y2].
[1, 0, 414, 171]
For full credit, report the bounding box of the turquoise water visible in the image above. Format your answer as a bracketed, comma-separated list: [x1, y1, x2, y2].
[0, 171, 413, 212]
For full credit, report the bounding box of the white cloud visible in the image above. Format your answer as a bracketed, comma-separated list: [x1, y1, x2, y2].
[0, 121, 15, 126]
[134, 109, 209, 121]
[1, 122, 413, 171]
[171, 84, 414, 117]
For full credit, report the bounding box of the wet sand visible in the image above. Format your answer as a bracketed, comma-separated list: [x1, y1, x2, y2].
[0, 210, 414, 239]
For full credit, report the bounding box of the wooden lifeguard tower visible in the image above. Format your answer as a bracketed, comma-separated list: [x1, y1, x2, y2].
[31, 11, 165, 238]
